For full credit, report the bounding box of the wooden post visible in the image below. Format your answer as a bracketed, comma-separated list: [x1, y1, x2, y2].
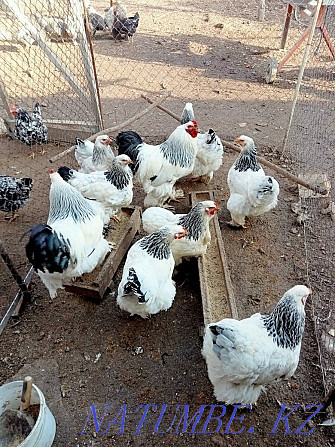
[258, 0, 266, 22]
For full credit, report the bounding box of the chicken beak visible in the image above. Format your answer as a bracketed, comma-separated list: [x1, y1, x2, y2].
[234, 138, 243, 146]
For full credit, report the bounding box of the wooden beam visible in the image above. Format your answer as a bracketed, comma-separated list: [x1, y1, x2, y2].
[49, 91, 171, 163]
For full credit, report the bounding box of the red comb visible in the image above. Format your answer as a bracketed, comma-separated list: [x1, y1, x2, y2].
[50, 169, 55, 174]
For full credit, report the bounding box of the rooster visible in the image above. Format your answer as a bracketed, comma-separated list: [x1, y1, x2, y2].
[10, 103, 47, 157]
[0, 175, 33, 222]
[142, 201, 219, 265]
[78, 135, 114, 173]
[58, 154, 133, 222]
[202, 285, 311, 405]
[117, 224, 188, 318]
[25, 170, 110, 298]
[116, 121, 198, 207]
[74, 137, 94, 167]
[181, 103, 224, 183]
[227, 135, 279, 228]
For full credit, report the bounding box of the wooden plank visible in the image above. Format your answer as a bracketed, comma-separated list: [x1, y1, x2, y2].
[64, 206, 141, 300]
[190, 191, 238, 327]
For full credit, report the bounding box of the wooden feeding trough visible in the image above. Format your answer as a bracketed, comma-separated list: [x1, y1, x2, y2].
[190, 191, 238, 327]
[64, 206, 141, 301]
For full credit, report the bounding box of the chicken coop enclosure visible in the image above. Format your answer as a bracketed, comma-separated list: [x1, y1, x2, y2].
[0, 0, 334, 443]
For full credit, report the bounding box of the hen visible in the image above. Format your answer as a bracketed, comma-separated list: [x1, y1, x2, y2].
[58, 154, 133, 222]
[74, 138, 94, 169]
[86, 5, 106, 36]
[142, 200, 219, 265]
[202, 285, 311, 405]
[105, 1, 139, 40]
[0, 175, 33, 222]
[117, 225, 187, 318]
[116, 121, 198, 207]
[78, 135, 114, 173]
[227, 135, 279, 228]
[181, 102, 224, 183]
[25, 170, 110, 298]
[10, 103, 47, 154]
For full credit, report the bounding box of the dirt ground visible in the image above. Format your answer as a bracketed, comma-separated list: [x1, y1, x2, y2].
[0, 138, 333, 446]
[0, 0, 334, 446]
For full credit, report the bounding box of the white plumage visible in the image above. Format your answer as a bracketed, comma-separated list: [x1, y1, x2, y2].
[117, 225, 187, 318]
[58, 154, 133, 220]
[181, 103, 224, 183]
[116, 122, 198, 207]
[74, 138, 94, 167]
[202, 285, 311, 405]
[78, 135, 115, 173]
[142, 200, 219, 265]
[227, 135, 279, 228]
[25, 171, 110, 298]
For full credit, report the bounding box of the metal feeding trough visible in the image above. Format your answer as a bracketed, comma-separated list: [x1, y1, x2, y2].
[190, 191, 238, 328]
[64, 206, 141, 301]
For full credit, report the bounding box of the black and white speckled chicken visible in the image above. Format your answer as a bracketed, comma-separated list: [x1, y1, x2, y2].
[202, 285, 311, 405]
[0, 175, 33, 222]
[10, 103, 47, 156]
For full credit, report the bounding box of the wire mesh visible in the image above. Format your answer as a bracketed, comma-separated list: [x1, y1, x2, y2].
[283, 4, 335, 395]
[0, 0, 102, 143]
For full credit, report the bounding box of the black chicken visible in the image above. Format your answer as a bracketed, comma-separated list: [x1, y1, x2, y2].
[113, 12, 140, 40]
[0, 175, 34, 222]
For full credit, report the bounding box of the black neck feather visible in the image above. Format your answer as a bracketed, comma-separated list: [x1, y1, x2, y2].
[262, 296, 305, 349]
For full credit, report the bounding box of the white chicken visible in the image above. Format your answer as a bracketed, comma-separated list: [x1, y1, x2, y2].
[74, 137, 94, 167]
[116, 121, 198, 207]
[78, 135, 114, 173]
[202, 285, 311, 405]
[117, 225, 188, 318]
[58, 154, 133, 222]
[227, 135, 279, 228]
[25, 170, 110, 298]
[181, 102, 224, 183]
[142, 200, 219, 265]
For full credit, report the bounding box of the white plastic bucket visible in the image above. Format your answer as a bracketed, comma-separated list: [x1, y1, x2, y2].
[0, 380, 56, 447]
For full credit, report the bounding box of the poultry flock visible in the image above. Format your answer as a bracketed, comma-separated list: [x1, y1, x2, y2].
[1, 95, 314, 409]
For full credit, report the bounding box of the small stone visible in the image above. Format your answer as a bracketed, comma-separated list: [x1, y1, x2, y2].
[83, 353, 90, 361]
[94, 353, 102, 363]
[60, 384, 71, 398]
[290, 227, 298, 234]
[239, 122, 247, 127]
[134, 347, 143, 355]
